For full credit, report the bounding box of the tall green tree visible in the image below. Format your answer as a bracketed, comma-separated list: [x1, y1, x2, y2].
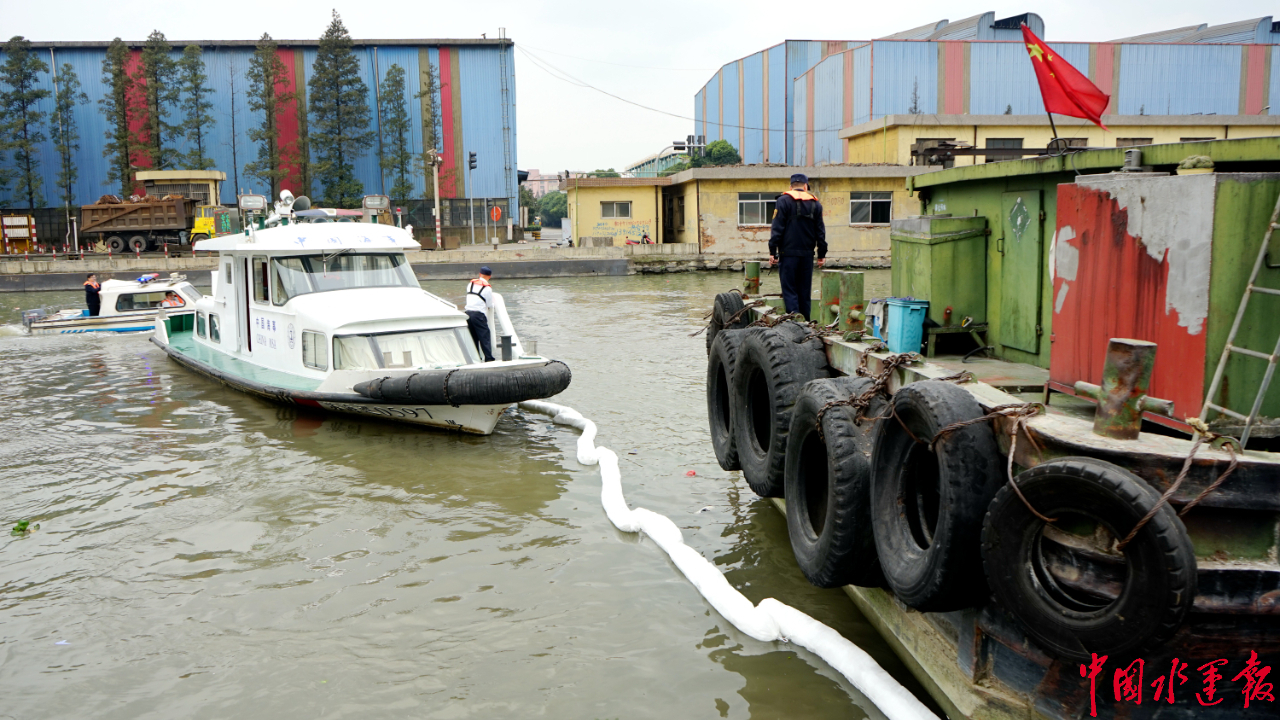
[587, 168, 620, 178]
[538, 191, 567, 228]
[244, 33, 296, 199]
[100, 38, 135, 196]
[704, 139, 741, 166]
[307, 11, 373, 207]
[52, 62, 88, 209]
[378, 63, 414, 202]
[135, 30, 180, 169]
[0, 36, 51, 209]
[177, 45, 215, 170]
[414, 60, 443, 196]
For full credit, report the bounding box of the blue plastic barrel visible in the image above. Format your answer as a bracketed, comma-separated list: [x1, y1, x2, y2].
[886, 299, 929, 354]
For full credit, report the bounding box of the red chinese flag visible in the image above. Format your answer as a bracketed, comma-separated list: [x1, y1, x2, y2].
[1021, 24, 1110, 129]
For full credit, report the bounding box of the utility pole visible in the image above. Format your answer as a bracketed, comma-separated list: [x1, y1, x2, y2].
[468, 151, 477, 245]
[427, 149, 442, 249]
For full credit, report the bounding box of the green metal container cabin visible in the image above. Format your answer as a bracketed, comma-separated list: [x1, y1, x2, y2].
[903, 138, 1280, 436]
[889, 215, 988, 326]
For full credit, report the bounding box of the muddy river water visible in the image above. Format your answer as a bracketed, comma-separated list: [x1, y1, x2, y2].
[0, 270, 941, 719]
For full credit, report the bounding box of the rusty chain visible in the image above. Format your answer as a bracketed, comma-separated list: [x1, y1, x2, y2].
[814, 351, 920, 440]
[1116, 418, 1242, 550]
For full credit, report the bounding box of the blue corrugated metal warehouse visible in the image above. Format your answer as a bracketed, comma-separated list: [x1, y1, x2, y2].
[0, 37, 518, 229]
[694, 12, 1280, 166]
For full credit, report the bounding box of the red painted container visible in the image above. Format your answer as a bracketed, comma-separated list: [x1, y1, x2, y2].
[1049, 172, 1280, 433]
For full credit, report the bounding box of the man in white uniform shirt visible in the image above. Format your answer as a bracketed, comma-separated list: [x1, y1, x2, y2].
[464, 266, 496, 362]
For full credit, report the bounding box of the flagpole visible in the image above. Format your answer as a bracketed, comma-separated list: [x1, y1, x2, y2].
[1046, 111, 1060, 142]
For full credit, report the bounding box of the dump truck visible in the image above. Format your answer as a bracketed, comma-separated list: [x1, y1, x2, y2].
[79, 169, 237, 252]
[80, 198, 240, 252]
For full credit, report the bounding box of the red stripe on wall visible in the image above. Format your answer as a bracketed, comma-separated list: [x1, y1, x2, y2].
[806, 71, 815, 165]
[125, 49, 152, 177]
[944, 42, 965, 114]
[438, 48, 457, 197]
[1245, 45, 1268, 115]
[1094, 44, 1115, 115]
[275, 48, 302, 194]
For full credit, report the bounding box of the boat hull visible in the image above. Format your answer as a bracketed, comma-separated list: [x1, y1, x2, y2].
[27, 310, 189, 335]
[153, 336, 508, 434]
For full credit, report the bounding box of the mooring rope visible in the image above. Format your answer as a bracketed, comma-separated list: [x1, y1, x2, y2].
[519, 400, 939, 720]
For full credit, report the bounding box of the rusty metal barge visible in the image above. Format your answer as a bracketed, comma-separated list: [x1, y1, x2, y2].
[703, 138, 1280, 718]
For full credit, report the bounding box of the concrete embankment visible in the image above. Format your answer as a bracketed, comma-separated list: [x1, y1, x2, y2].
[0, 243, 889, 291]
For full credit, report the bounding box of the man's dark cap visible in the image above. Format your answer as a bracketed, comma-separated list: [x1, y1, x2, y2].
[480, 266, 492, 276]
[790, 173, 809, 185]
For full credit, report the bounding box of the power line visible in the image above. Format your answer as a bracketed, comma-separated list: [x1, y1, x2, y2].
[517, 46, 848, 136]
[517, 43, 714, 72]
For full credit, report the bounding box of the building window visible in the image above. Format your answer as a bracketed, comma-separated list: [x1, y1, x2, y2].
[984, 138, 1023, 163]
[738, 192, 777, 225]
[1116, 138, 1153, 147]
[209, 314, 221, 343]
[224, 262, 232, 285]
[600, 201, 631, 219]
[1180, 137, 1216, 142]
[302, 331, 328, 371]
[196, 312, 207, 338]
[252, 256, 269, 303]
[850, 192, 893, 224]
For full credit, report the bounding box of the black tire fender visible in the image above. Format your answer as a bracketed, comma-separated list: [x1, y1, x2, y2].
[731, 321, 831, 497]
[353, 360, 571, 406]
[785, 376, 886, 588]
[981, 457, 1197, 663]
[707, 328, 747, 471]
[706, 291, 747, 354]
[870, 380, 1003, 611]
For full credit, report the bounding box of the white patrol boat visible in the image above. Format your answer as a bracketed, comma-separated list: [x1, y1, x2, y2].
[23, 273, 200, 335]
[151, 192, 570, 435]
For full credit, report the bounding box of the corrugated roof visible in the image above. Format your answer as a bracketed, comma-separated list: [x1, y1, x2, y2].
[1109, 25, 1208, 43]
[24, 38, 511, 48]
[880, 20, 949, 41]
[1182, 17, 1275, 44]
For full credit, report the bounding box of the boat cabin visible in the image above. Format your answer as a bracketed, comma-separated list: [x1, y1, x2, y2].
[188, 206, 477, 390]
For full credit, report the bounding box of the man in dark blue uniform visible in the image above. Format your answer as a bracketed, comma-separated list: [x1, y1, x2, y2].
[768, 174, 826, 319]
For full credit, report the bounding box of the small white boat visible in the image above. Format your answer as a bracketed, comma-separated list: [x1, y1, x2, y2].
[23, 274, 200, 335]
[151, 192, 570, 435]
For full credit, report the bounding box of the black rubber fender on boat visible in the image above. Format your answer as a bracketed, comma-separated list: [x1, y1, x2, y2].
[981, 457, 1197, 663]
[706, 291, 748, 355]
[352, 360, 572, 407]
[785, 376, 886, 589]
[731, 321, 832, 497]
[706, 328, 747, 471]
[870, 380, 1003, 612]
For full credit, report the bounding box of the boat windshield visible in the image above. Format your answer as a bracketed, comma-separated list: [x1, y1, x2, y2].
[333, 328, 479, 370]
[271, 253, 417, 304]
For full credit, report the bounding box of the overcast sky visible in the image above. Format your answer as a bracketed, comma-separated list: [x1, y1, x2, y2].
[9, 0, 1274, 174]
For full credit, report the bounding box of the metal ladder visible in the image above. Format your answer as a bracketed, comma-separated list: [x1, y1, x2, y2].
[1200, 191, 1280, 446]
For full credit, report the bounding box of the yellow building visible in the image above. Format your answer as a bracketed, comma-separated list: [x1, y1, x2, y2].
[564, 166, 934, 261]
[842, 115, 1280, 167]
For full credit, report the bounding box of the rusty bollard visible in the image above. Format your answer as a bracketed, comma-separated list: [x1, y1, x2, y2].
[839, 271, 865, 334]
[1074, 338, 1174, 440]
[743, 261, 761, 296]
[818, 269, 842, 326]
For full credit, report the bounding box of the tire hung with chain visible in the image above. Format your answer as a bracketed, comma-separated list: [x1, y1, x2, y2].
[870, 380, 1003, 611]
[731, 321, 831, 497]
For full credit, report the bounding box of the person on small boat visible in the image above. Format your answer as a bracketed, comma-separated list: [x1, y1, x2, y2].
[84, 274, 101, 317]
[768, 173, 827, 320]
[465, 267, 497, 362]
[161, 291, 185, 308]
